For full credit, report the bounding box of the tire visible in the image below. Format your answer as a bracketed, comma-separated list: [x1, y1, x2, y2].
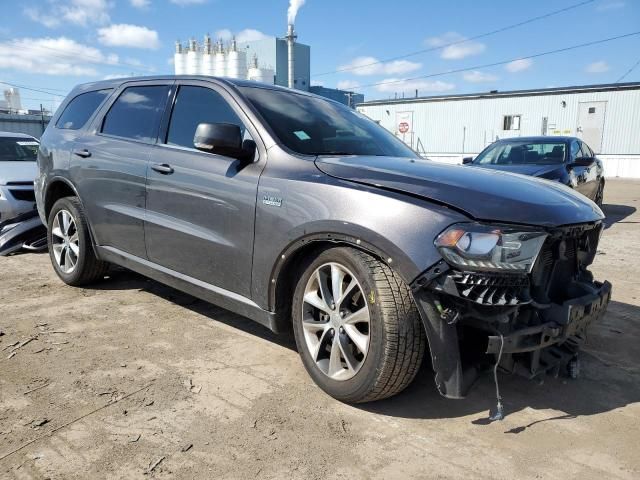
[47, 197, 109, 286]
[292, 247, 426, 403]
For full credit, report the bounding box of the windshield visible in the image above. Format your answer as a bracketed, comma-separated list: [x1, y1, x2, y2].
[0, 137, 39, 162]
[474, 141, 567, 165]
[239, 87, 418, 158]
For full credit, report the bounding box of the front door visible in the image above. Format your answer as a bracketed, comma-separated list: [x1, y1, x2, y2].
[74, 82, 171, 258]
[577, 101, 606, 153]
[144, 82, 263, 297]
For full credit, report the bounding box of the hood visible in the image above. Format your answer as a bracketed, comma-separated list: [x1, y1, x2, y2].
[469, 163, 564, 179]
[315, 156, 603, 228]
[0, 162, 38, 186]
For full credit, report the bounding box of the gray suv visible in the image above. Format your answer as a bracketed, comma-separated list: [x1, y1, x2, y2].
[35, 76, 610, 404]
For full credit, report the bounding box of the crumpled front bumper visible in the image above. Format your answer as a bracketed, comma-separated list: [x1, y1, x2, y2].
[412, 275, 612, 399]
[486, 280, 611, 355]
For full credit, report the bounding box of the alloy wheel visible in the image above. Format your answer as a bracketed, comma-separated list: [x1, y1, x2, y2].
[51, 209, 80, 274]
[301, 262, 370, 381]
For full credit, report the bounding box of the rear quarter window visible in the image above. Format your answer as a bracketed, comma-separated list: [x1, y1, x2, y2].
[56, 89, 112, 130]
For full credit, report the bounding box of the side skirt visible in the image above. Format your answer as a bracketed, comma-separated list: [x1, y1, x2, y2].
[97, 246, 280, 333]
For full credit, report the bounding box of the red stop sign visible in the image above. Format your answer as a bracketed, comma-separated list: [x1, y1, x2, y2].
[398, 122, 409, 133]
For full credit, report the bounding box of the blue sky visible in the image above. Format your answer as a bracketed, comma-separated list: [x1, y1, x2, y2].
[1, 0, 639, 111]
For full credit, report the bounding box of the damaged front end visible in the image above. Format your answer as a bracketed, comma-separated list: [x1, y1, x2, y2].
[412, 221, 611, 399]
[0, 210, 47, 256]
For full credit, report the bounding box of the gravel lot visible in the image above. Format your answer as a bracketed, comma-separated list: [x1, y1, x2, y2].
[1, 179, 639, 479]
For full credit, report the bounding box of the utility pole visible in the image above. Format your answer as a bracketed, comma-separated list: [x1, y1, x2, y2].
[40, 104, 46, 135]
[345, 91, 355, 108]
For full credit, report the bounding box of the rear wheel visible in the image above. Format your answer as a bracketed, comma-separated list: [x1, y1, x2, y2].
[47, 197, 109, 286]
[292, 247, 425, 403]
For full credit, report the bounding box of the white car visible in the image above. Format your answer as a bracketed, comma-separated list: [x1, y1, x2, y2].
[0, 132, 39, 222]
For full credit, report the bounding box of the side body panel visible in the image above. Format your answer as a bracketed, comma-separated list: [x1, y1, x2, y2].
[250, 148, 468, 311]
[145, 144, 263, 297]
[70, 134, 151, 258]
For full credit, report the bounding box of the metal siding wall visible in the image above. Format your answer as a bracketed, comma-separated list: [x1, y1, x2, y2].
[359, 88, 640, 155]
[0, 116, 49, 138]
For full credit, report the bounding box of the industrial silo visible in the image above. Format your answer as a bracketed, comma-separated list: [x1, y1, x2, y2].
[185, 39, 200, 75]
[226, 37, 247, 80]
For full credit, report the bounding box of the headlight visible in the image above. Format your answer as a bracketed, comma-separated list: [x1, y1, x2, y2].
[435, 223, 547, 273]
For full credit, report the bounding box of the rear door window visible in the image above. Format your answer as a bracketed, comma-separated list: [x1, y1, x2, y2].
[56, 89, 112, 130]
[101, 85, 170, 143]
[165, 86, 246, 149]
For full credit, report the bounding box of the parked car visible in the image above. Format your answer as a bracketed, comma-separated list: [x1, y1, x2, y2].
[35, 77, 611, 405]
[0, 132, 40, 222]
[463, 136, 605, 205]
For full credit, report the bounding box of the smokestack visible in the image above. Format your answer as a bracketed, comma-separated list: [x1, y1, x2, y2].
[286, 24, 296, 89]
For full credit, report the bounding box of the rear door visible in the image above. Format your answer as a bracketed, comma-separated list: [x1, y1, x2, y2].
[73, 81, 172, 258]
[144, 81, 264, 297]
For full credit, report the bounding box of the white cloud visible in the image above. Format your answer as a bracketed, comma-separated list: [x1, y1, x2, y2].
[98, 24, 160, 50]
[586, 61, 610, 73]
[374, 79, 455, 94]
[103, 73, 131, 80]
[24, 0, 111, 28]
[337, 80, 360, 91]
[505, 58, 533, 73]
[596, 1, 625, 11]
[0, 36, 120, 76]
[425, 32, 486, 60]
[170, 0, 208, 5]
[236, 29, 270, 43]
[338, 56, 422, 76]
[214, 28, 270, 44]
[310, 80, 324, 87]
[130, 0, 150, 8]
[463, 70, 499, 83]
[215, 29, 233, 41]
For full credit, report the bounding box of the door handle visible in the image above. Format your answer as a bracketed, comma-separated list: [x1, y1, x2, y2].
[151, 163, 174, 175]
[73, 149, 91, 158]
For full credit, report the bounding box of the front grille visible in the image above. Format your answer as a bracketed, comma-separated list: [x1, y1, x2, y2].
[9, 189, 35, 202]
[530, 223, 599, 303]
[447, 271, 530, 306]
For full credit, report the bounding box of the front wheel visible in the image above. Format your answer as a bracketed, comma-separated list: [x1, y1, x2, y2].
[594, 180, 605, 207]
[292, 247, 426, 403]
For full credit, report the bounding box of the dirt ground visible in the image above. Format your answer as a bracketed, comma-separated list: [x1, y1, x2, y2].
[1, 179, 639, 480]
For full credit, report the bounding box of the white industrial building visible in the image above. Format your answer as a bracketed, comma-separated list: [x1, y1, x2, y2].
[173, 25, 363, 106]
[357, 82, 640, 178]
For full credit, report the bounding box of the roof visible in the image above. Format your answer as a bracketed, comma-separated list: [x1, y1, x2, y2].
[0, 131, 37, 139]
[357, 81, 640, 107]
[497, 136, 576, 143]
[70, 75, 304, 96]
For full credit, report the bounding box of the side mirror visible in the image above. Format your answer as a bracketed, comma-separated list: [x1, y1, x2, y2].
[462, 157, 474, 165]
[194, 123, 252, 160]
[571, 156, 595, 167]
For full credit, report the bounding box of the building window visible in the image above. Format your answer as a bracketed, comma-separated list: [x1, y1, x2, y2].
[588, 107, 596, 114]
[503, 115, 521, 131]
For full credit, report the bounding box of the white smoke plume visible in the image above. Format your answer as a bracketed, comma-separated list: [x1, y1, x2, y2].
[287, 0, 305, 25]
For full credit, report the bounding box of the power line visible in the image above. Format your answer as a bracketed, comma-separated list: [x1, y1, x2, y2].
[616, 56, 640, 82]
[0, 81, 67, 97]
[314, 0, 596, 77]
[354, 31, 640, 92]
